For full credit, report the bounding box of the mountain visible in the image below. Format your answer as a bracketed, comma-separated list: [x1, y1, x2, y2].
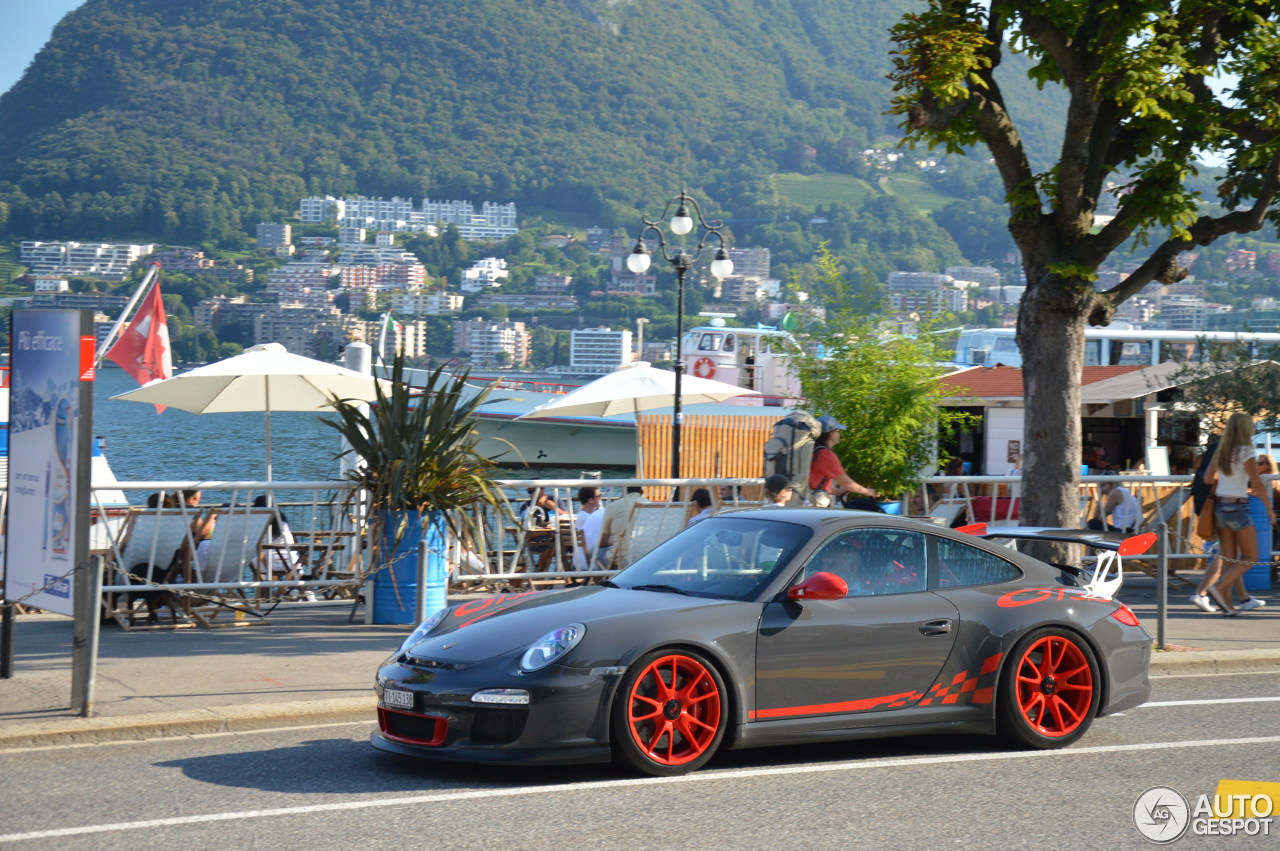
[0, 0, 1061, 244]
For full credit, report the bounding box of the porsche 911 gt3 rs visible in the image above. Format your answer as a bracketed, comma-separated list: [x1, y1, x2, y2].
[373, 509, 1153, 776]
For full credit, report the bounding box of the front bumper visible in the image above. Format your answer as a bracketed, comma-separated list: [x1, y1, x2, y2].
[372, 654, 622, 765]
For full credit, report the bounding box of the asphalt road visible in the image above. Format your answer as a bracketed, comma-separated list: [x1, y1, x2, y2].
[1, 671, 1277, 850]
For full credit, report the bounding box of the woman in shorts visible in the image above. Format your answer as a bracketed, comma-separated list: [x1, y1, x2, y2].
[1205, 413, 1274, 615]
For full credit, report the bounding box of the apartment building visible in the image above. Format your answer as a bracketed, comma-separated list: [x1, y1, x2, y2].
[20, 241, 155, 279]
[727, 247, 771, 280]
[150, 248, 251, 283]
[365, 318, 432, 361]
[300, 195, 518, 240]
[389, 291, 465, 316]
[256, 222, 292, 248]
[461, 257, 509, 293]
[451, 319, 530, 367]
[569, 327, 633, 376]
[340, 263, 426, 291]
[253, 304, 354, 359]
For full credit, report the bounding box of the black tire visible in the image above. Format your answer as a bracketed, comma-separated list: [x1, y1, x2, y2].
[611, 648, 729, 776]
[997, 627, 1101, 749]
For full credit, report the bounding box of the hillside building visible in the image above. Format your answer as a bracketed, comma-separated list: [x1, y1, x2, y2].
[569, 328, 633, 376]
[256, 222, 292, 248]
[20, 240, 155, 280]
[300, 195, 518, 240]
[389, 291, 464, 316]
[451, 319, 530, 367]
[461, 257, 509, 293]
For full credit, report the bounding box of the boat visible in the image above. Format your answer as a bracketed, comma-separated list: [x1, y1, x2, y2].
[460, 321, 803, 468]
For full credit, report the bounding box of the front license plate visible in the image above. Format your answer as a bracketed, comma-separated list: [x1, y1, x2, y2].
[383, 688, 414, 710]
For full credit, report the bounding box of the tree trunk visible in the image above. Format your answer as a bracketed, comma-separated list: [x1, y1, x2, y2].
[1016, 270, 1090, 559]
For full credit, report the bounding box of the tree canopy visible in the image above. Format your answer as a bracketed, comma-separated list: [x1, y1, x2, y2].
[889, 0, 1280, 532]
[793, 246, 966, 497]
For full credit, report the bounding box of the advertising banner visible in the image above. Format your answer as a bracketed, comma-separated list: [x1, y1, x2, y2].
[4, 310, 95, 617]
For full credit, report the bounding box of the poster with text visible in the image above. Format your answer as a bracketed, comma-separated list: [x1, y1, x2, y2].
[4, 310, 94, 617]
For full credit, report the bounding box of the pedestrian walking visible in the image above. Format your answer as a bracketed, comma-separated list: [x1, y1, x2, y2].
[1202, 413, 1273, 615]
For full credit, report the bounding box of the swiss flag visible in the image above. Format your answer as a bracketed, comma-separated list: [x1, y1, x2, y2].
[106, 280, 173, 411]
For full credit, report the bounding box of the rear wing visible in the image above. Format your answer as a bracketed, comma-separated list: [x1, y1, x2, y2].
[955, 524, 1157, 601]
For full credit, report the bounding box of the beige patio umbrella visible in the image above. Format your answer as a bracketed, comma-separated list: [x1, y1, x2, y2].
[516, 361, 759, 420]
[110, 342, 391, 481]
[517, 361, 760, 477]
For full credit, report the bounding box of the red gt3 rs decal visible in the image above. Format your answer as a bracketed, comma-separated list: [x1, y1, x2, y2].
[451, 591, 542, 627]
[749, 652, 1005, 719]
[997, 586, 1112, 608]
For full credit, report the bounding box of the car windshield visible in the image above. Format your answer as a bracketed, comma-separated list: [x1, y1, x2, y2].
[611, 516, 812, 601]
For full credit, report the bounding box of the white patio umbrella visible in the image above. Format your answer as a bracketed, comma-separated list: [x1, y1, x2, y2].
[517, 361, 759, 420]
[110, 342, 391, 481]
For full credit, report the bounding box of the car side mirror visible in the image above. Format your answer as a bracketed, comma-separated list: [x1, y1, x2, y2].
[787, 571, 848, 601]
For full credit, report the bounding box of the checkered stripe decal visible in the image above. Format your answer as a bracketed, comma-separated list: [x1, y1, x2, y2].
[889, 651, 1004, 708]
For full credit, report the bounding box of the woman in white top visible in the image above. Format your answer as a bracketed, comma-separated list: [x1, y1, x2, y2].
[1204, 413, 1275, 615]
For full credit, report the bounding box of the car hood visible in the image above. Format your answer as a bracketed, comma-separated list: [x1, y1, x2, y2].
[401, 586, 741, 664]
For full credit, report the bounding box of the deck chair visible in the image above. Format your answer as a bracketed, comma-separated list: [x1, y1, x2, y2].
[106, 509, 200, 629]
[191, 508, 276, 626]
[1123, 487, 1196, 590]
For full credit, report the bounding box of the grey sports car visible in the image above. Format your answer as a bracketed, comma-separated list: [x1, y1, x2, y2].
[373, 509, 1154, 776]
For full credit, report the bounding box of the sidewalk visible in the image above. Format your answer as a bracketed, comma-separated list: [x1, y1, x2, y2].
[0, 577, 1276, 749]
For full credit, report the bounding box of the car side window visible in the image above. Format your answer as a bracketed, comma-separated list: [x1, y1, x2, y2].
[934, 537, 1021, 588]
[803, 528, 927, 596]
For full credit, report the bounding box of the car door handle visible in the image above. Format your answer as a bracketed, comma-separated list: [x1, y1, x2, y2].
[920, 619, 953, 636]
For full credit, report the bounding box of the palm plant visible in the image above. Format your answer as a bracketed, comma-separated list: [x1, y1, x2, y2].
[323, 352, 510, 547]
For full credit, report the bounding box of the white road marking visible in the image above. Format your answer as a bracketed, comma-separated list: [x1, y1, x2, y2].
[3, 735, 1279, 843]
[1142, 696, 1280, 707]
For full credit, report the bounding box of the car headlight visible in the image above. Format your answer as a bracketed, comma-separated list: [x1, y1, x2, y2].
[519, 624, 585, 672]
[398, 607, 449, 653]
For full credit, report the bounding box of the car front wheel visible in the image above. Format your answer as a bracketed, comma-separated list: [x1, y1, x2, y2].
[997, 627, 1101, 748]
[612, 649, 728, 776]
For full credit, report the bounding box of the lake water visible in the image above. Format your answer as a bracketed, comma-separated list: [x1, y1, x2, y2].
[91, 367, 625, 486]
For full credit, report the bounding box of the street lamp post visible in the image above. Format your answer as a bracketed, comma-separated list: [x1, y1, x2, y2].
[626, 190, 734, 478]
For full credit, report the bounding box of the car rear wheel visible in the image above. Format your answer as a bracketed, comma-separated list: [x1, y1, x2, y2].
[997, 628, 1100, 748]
[612, 649, 728, 776]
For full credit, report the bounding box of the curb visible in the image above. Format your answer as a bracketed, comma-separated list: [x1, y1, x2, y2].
[0, 695, 375, 750]
[1148, 648, 1280, 677]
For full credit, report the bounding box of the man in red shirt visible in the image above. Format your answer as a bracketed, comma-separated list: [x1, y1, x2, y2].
[809, 416, 878, 507]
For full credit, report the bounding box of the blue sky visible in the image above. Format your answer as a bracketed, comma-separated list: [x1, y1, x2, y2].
[2, 1, 85, 95]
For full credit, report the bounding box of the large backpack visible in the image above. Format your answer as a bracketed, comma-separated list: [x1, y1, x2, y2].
[762, 410, 822, 501]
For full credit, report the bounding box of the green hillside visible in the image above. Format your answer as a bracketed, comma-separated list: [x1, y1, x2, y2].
[878, 175, 958, 215]
[0, 0, 918, 242]
[772, 173, 877, 210]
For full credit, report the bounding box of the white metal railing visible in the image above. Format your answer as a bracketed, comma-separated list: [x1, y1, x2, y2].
[85, 473, 1264, 618]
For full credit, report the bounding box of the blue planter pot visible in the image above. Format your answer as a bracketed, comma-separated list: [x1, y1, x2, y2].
[372, 510, 448, 625]
[1246, 497, 1274, 593]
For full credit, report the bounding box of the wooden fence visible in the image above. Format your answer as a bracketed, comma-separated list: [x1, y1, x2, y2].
[636, 413, 776, 500]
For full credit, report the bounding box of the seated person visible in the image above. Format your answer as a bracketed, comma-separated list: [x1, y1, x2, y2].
[521, 487, 568, 571]
[687, 488, 714, 527]
[183, 489, 216, 541]
[764, 474, 794, 507]
[251, 495, 316, 600]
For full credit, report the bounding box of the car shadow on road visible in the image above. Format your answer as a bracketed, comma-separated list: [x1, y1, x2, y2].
[155, 736, 630, 795]
[154, 732, 1011, 796]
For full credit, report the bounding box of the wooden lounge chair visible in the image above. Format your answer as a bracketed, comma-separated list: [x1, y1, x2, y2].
[104, 508, 200, 630]
[190, 507, 276, 626]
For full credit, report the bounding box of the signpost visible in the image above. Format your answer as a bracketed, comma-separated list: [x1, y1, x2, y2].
[1, 310, 97, 713]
